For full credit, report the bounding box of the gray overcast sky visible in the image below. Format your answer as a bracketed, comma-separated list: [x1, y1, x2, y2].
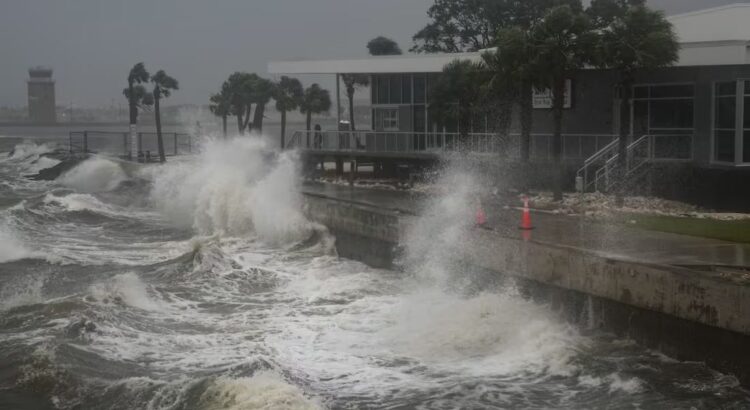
[0, 0, 742, 107]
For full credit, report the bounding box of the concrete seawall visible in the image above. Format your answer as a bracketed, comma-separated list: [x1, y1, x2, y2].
[303, 192, 750, 385]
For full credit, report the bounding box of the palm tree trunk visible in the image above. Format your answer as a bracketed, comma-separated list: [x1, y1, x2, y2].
[348, 91, 356, 131]
[237, 112, 244, 135]
[252, 104, 265, 134]
[306, 111, 312, 148]
[552, 76, 566, 201]
[280, 110, 286, 150]
[520, 79, 533, 162]
[242, 106, 252, 132]
[155, 93, 166, 163]
[615, 78, 633, 206]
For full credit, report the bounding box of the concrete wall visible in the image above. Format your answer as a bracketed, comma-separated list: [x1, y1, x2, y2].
[303, 192, 750, 385]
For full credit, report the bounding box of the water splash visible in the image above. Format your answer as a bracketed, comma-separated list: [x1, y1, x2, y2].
[57, 157, 127, 193]
[150, 137, 315, 245]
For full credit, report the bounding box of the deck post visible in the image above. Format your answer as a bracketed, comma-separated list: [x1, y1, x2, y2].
[83, 131, 88, 153]
[174, 133, 178, 156]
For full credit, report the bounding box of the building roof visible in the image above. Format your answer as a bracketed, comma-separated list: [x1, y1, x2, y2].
[268, 4, 750, 75]
[268, 52, 484, 75]
[668, 3, 750, 43]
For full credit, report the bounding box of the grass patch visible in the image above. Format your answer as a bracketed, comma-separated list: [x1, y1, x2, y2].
[623, 214, 750, 243]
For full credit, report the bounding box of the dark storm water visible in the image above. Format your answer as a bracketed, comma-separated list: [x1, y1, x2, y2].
[0, 131, 748, 409]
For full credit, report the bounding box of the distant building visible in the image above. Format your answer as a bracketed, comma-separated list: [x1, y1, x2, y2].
[27, 67, 56, 123]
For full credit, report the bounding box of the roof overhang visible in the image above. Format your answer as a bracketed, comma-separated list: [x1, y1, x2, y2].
[268, 52, 483, 75]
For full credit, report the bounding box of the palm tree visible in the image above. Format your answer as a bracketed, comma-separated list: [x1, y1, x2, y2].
[150, 70, 179, 163]
[299, 84, 332, 147]
[531, 5, 596, 200]
[126, 63, 150, 159]
[248, 75, 275, 134]
[591, 1, 678, 205]
[340, 74, 369, 132]
[430, 59, 483, 142]
[224, 72, 254, 135]
[209, 87, 232, 138]
[274, 76, 303, 149]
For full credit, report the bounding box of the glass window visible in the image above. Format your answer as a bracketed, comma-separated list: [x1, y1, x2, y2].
[633, 86, 649, 99]
[375, 108, 399, 131]
[716, 97, 737, 129]
[650, 99, 693, 129]
[403, 75, 412, 104]
[714, 81, 737, 162]
[715, 130, 736, 162]
[651, 84, 694, 99]
[414, 75, 426, 104]
[377, 75, 389, 105]
[717, 82, 737, 96]
[389, 75, 401, 104]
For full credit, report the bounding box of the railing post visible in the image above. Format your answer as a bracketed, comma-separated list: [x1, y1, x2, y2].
[174, 133, 178, 156]
[83, 131, 88, 153]
[188, 135, 192, 153]
[69, 132, 73, 153]
[123, 132, 128, 157]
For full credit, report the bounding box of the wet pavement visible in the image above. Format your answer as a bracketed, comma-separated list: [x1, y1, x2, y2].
[301, 182, 750, 271]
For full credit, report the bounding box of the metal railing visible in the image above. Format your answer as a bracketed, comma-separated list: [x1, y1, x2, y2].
[577, 134, 694, 193]
[69, 131, 194, 160]
[287, 130, 616, 161]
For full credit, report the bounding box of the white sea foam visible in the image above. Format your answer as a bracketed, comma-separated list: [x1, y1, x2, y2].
[0, 224, 37, 263]
[150, 138, 314, 244]
[0, 274, 45, 310]
[58, 157, 127, 193]
[88, 272, 163, 311]
[5, 141, 55, 162]
[197, 372, 321, 410]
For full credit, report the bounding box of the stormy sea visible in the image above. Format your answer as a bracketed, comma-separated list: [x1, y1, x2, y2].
[0, 131, 749, 409]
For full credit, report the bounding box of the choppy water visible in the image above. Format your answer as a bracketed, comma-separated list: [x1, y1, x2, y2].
[0, 133, 749, 409]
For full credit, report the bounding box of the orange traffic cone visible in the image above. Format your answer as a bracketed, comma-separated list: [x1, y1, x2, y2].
[519, 196, 534, 230]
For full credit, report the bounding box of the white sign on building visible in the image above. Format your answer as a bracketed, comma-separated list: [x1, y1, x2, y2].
[533, 79, 572, 109]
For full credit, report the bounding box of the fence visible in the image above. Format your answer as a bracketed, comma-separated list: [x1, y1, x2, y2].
[287, 130, 616, 161]
[69, 131, 194, 160]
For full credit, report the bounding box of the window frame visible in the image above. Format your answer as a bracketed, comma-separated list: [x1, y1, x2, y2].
[631, 82, 696, 161]
[710, 80, 750, 166]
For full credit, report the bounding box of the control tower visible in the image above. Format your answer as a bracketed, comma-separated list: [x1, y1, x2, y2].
[27, 67, 56, 123]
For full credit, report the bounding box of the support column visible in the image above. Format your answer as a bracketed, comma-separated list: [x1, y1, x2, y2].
[349, 159, 356, 186]
[335, 157, 344, 178]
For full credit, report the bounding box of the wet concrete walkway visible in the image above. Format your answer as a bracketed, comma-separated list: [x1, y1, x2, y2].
[301, 182, 750, 272]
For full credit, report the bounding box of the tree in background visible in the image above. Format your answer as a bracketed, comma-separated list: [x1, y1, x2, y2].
[150, 70, 179, 163]
[340, 74, 369, 132]
[429, 59, 484, 141]
[590, 0, 678, 205]
[531, 5, 596, 200]
[367, 36, 403, 55]
[413, 0, 584, 162]
[248, 75, 275, 134]
[299, 84, 332, 147]
[209, 86, 232, 138]
[125, 63, 150, 159]
[224, 72, 255, 135]
[274, 76, 304, 149]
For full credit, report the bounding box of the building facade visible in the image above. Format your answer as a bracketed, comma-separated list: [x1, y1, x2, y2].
[269, 4, 750, 208]
[27, 67, 56, 124]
